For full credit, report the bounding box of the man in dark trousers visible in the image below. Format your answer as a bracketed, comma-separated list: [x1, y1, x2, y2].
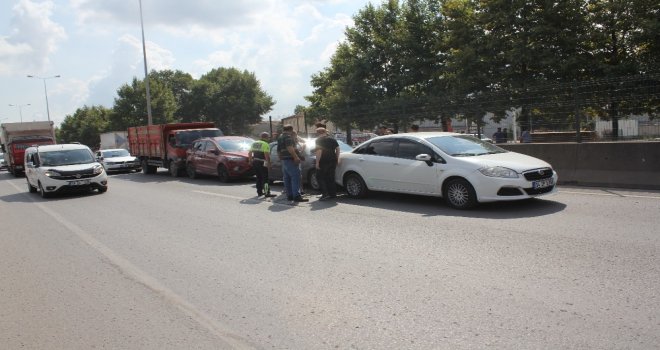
[248, 132, 275, 197]
[314, 127, 340, 201]
[277, 125, 308, 202]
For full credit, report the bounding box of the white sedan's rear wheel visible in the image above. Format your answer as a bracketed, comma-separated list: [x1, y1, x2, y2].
[344, 173, 368, 198]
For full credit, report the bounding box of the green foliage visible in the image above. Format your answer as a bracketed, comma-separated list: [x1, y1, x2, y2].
[305, 0, 659, 132]
[58, 105, 111, 148]
[109, 68, 273, 135]
[110, 74, 177, 130]
[195, 67, 275, 135]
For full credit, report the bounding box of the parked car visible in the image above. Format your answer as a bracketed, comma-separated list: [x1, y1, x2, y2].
[24, 144, 108, 198]
[268, 137, 353, 191]
[336, 132, 557, 209]
[186, 136, 255, 182]
[95, 148, 142, 173]
[0, 152, 6, 170]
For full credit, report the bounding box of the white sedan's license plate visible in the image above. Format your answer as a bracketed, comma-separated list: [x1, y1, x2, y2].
[532, 178, 554, 189]
[68, 179, 90, 186]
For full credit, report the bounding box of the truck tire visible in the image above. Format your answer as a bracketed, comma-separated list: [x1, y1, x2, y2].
[141, 159, 157, 174]
[169, 161, 180, 177]
[141, 160, 149, 174]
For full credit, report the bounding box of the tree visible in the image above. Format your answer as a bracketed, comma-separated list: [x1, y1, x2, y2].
[194, 67, 274, 135]
[58, 105, 111, 148]
[110, 72, 178, 129]
[149, 70, 196, 121]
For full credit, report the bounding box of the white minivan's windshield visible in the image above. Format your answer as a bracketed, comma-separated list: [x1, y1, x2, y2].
[40, 149, 95, 166]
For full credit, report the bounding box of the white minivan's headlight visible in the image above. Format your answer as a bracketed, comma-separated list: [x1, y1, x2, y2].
[479, 166, 519, 178]
[44, 170, 61, 177]
[93, 164, 104, 174]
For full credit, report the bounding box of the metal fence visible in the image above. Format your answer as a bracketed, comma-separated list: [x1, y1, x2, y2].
[336, 72, 660, 143]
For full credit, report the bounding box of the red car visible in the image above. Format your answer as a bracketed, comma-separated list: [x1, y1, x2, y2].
[185, 136, 255, 182]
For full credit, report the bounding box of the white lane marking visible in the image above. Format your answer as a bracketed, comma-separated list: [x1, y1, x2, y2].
[193, 190, 248, 200]
[9, 182, 256, 349]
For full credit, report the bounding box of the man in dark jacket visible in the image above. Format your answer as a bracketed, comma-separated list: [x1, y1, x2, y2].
[314, 127, 340, 201]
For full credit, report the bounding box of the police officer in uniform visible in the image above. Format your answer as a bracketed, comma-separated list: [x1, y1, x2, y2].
[248, 132, 275, 197]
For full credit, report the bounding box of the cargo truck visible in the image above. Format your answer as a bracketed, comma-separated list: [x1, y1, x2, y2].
[1, 121, 56, 176]
[128, 122, 222, 176]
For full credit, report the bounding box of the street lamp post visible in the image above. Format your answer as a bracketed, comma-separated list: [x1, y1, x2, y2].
[27, 74, 60, 122]
[139, 0, 153, 125]
[8, 104, 31, 123]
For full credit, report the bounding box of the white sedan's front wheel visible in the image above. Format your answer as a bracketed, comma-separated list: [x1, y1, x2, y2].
[444, 178, 477, 209]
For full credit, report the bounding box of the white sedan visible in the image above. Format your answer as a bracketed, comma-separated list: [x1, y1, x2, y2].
[95, 149, 142, 173]
[336, 132, 558, 209]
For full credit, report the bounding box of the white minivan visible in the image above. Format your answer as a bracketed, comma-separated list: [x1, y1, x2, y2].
[25, 144, 108, 198]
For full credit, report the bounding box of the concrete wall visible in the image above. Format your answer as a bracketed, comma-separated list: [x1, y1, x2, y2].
[499, 142, 660, 190]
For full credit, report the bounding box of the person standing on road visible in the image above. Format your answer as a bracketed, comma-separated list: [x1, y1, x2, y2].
[248, 132, 275, 198]
[277, 125, 308, 202]
[314, 127, 340, 201]
[292, 131, 307, 195]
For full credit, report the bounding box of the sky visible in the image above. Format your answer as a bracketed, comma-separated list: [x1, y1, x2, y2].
[0, 0, 374, 127]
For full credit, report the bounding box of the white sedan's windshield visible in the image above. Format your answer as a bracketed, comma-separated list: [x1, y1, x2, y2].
[426, 135, 506, 157]
[102, 149, 130, 158]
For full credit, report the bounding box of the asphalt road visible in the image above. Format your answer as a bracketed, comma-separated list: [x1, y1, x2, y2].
[1, 170, 659, 349]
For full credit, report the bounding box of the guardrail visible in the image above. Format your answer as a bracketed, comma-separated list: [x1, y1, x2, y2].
[499, 141, 660, 190]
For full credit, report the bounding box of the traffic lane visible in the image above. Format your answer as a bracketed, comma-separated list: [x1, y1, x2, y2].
[0, 179, 251, 349]
[82, 178, 660, 347]
[3, 174, 659, 349]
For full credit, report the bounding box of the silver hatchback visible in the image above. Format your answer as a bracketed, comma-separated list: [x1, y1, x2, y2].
[268, 137, 352, 191]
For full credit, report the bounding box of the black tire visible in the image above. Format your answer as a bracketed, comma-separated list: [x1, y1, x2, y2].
[186, 164, 197, 179]
[308, 169, 320, 191]
[443, 178, 477, 209]
[344, 173, 368, 198]
[98, 187, 108, 193]
[27, 180, 37, 193]
[217, 165, 230, 183]
[38, 182, 49, 198]
[169, 162, 181, 177]
[141, 160, 149, 174]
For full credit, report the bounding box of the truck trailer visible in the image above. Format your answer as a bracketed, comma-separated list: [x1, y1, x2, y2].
[1, 121, 56, 176]
[128, 122, 222, 176]
[99, 131, 129, 150]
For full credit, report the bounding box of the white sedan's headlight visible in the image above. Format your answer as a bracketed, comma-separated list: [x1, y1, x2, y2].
[479, 166, 519, 178]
